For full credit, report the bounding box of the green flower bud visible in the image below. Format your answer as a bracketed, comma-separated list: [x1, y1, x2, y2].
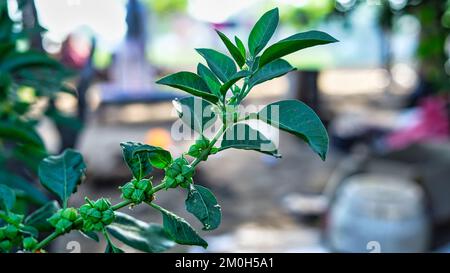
[0, 240, 12, 252]
[175, 174, 184, 184]
[56, 219, 73, 233]
[4, 225, 19, 239]
[7, 214, 24, 226]
[73, 217, 84, 230]
[79, 204, 91, 216]
[135, 179, 152, 192]
[181, 165, 194, 177]
[94, 198, 111, 211]
[86, 208, 102, 223]
[101, 210, 115, 225]
[180, 176, 193, 188]
[171, 162, 182, 172]
[131, 189, 145, 203]
[23, 237, 38, 250]
[61, 208, 79, 221]
[196, 138, 209, 148]
[47, 213, 61, 227]
[164, 176, 176, 189]
[82, 221, 94, 232]
[166, 168, 179, 179]
[93, 222, 104, 231]
[188, 144, 201, 158]
[120, 182, 135, 199]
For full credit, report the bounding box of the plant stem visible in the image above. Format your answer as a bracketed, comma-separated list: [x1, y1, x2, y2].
[190, 123, 226, 168]
[33, 231, 60, 252]
[111, 200, 131, 211]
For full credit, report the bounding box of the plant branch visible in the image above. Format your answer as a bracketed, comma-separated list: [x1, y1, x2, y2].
[190, 123, 226, 168]
[32, 231, 61, 252]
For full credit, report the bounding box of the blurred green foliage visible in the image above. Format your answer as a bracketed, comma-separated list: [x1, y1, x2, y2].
[0, 1, 75, 210]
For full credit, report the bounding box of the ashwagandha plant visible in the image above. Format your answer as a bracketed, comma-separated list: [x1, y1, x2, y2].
[0, 7, 337, 253]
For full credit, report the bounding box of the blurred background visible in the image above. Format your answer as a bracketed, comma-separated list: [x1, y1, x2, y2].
[3, 0, 450, 252]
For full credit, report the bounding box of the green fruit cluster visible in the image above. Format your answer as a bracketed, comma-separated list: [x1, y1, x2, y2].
[47, 208, 82, 234]
[120, 178, 154, 204]
[163, 157, 194, 189]
[22, 237, 38, 251]
[0, 225, 21, 253]
[79, 198, 115, 232]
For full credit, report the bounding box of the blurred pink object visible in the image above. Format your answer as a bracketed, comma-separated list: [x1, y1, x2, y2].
[386, 97, 449, 150]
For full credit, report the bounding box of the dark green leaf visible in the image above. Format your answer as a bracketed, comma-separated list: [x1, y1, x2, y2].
[257, 100, 328, 160]
[105, 240, 124, 253]
[121, 142, 173, 179]
[196, 48, 236, 83]
[185, 184, 221, 230]
[248, 8, 279, 56]
[221, 123, 279, 157]
[107, 212, 175, 253]
[197, 63, 221, 97]
[153, 204, 208, 248]
[216, 30, 245, 67]
[19, 225, 39, 237]
[120, 142, 153, 180]
[0, 171, 48, 205]
[259, 30, 338, 67]
[79, 230, 99, 242]
[24, 201, 60, 231]
[0, 120, 45, 149]
[235, 36, 246, 60]
[173, 97, 217, 134]
[38, 149, 86, 207]
[0, 184, 15, 211]
[248, 59, 295, 89]
[220, 70, 251, 95]
[156, 72, 218, 103]
[133, 146, 173, 170]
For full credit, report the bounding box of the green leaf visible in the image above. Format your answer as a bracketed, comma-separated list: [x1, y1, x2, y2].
[133, 146, 172, 170]
[248, 59, 295, 89]
[0, 51, 62, 73]
[185, 184, 221, 230]
[235, 36, 246, 60]
[121, 142, 173, 179]
[220, 70, 251, 95]
[248, 8, 279, 56]
[0, 120, 45, 149]
[0, 171, 48, 205]
[79, 230, 99, 242]
[121, 142, 153, 180]
[19, 225, 39, 238]
[24, 201, 60, 231]
[105, 240, 124, 253]
[257, 100, 328, 160]
[216, 30, 245, 67]
[38, 149, 86, 207]
[197, 63, 221, 97]
[153, 203, 208, 248]
[156, 72, 218, 104]
[221, 123, 280, 157]
[107, 212, 175, 253]
[24, 202, 59, 228]
[173, 97, 217, 134]
[0, 184, 15, 212]
[259, 30, 338, 67]
[196, 48, 236, 83]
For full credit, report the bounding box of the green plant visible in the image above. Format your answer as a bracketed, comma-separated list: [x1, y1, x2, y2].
[0, 7, 337, 253]
[0, 2, 77, 210]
